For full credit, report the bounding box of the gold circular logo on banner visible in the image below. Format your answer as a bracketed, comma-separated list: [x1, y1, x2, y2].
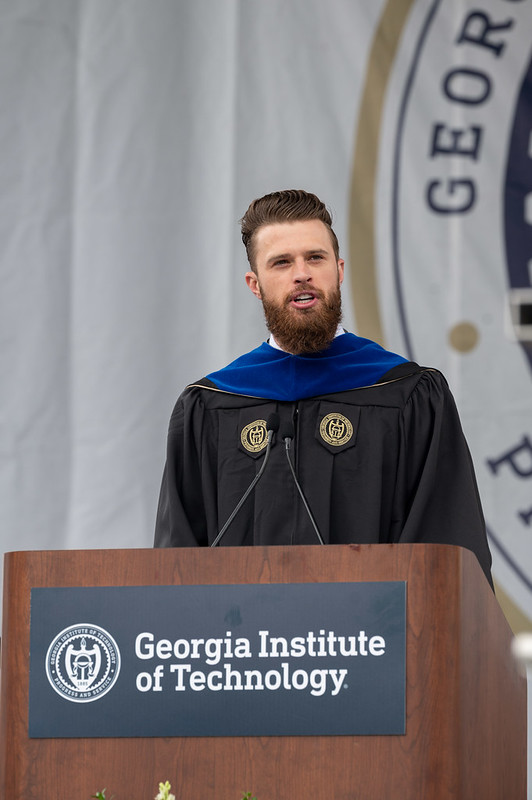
[320, 413, 353, 446]
[241, 419, 268, 453]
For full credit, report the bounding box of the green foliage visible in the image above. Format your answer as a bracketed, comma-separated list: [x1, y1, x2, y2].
[241, 793, 258, 800]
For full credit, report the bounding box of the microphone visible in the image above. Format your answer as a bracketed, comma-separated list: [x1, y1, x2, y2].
[211, 412, 280, 547]
[282, 422, 325, 545]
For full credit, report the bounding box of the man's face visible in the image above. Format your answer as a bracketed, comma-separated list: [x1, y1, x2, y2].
[245, 219, 345, 354]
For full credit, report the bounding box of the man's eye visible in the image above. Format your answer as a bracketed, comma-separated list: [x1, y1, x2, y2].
[309, 254, 323, 261]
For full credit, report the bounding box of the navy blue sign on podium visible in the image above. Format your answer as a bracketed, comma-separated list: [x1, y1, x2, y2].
[29, 581, 406, 738]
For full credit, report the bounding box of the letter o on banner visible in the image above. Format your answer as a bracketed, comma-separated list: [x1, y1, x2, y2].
[292, 670, 309, 690]
[264, 670, 282, 690]
[174, 639, 190, 659]
[136, 672, 152, 692]
[442, 67, 491, 105]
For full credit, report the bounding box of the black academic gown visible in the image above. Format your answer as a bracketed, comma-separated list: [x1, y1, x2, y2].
[154, 360, 493, 586]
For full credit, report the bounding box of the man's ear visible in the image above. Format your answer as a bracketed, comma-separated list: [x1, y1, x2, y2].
[338, 259, 345, 285]
[245, 271, 262, 299]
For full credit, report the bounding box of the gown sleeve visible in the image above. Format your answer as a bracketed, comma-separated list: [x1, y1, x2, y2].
[396, 369, 493, 586]
[154, 391, 210, 547]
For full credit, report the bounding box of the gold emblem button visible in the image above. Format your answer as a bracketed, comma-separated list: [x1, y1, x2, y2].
[241, 419, 268, 453]
[319, 413, 353, 446]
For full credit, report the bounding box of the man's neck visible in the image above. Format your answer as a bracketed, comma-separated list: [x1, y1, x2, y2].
[269, 325, 345, 353]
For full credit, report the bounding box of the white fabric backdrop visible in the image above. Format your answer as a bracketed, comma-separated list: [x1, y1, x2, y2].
[0, 0, 375, 553]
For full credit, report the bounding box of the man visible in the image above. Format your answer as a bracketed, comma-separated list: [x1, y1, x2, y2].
[154, 189, 492, 585]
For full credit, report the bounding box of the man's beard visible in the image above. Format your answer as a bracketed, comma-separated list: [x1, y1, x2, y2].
[261, 281, 343, 355]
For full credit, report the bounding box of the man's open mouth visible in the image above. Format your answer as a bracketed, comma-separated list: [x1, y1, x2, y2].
[291, 292, 317, 307]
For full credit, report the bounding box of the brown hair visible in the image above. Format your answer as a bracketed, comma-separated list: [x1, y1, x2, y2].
[240, 189, 340, 271]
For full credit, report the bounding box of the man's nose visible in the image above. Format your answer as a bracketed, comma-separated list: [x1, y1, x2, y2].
[293, 258, 312, 282]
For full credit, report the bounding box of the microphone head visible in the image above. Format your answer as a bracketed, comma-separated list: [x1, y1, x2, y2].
[266, 412, 280, 433]
[281, 421, 295, 440]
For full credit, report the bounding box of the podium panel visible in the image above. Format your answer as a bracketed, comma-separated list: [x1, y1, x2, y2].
[0, 544, 527, 799]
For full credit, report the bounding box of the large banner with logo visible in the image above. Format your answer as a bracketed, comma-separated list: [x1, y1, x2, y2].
[348, 0, 532, 628]
[1, 1, 530, 634]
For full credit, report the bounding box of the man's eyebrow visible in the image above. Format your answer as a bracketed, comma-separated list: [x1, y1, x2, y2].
[266, 252, 291, 265]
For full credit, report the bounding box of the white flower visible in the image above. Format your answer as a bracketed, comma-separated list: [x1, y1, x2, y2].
[155, 780, 175, 800]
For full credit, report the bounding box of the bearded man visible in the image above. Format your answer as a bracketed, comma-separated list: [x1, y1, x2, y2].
[154, 189, 492, 586]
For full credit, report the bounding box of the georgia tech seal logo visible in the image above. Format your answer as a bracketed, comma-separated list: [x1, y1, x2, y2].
[320, 414, 353, 447]
[241, 419, 268, 453]
[45, 624, 121, 703]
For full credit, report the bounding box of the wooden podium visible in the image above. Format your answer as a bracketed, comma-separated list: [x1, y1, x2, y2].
[0, 544, 527, 799]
